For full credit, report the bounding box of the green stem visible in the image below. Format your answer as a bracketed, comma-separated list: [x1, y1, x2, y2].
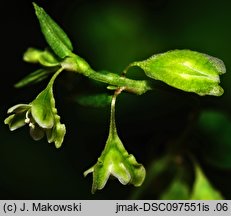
[122, 61, 139, 75]
[62, 55, 152, 95]
[109, 92, 117, 138]
[108, 88, 124, 139]
[47, 67, 64, 89]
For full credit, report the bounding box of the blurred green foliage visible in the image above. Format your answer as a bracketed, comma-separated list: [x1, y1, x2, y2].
[1, 0, 231, 199]
[198, 110, 231, 169]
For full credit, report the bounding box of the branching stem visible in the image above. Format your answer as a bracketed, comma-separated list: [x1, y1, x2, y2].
[62, 55, 152, 95]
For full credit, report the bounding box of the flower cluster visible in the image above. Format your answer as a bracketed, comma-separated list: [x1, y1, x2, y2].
[5, 71, 66, 148]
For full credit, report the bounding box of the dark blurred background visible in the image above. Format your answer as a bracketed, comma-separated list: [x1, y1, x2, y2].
[1, 0, 231, 199]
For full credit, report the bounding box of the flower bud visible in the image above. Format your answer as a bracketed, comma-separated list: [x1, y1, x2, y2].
[23, 48, 60, 67]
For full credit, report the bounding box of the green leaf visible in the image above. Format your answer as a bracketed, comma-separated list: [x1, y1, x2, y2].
[14, 68, 57, 88]
[76, 93, 113, 108]
[33, 2, 73, 58]
[131, 50, 225, 96]
[190, 164, 223, 200]
[198, 110, 231, 169]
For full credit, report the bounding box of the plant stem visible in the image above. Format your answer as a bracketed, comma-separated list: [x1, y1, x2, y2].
[47, 67, 64, 89]
[61, 54, 152, 95]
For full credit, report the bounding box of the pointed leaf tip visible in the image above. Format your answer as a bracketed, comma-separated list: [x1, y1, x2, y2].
[33, 2, 73, 58]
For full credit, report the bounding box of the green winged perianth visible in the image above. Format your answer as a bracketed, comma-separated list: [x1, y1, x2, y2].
[5, 68, 66, 148]
[84, 90, 146, 193]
